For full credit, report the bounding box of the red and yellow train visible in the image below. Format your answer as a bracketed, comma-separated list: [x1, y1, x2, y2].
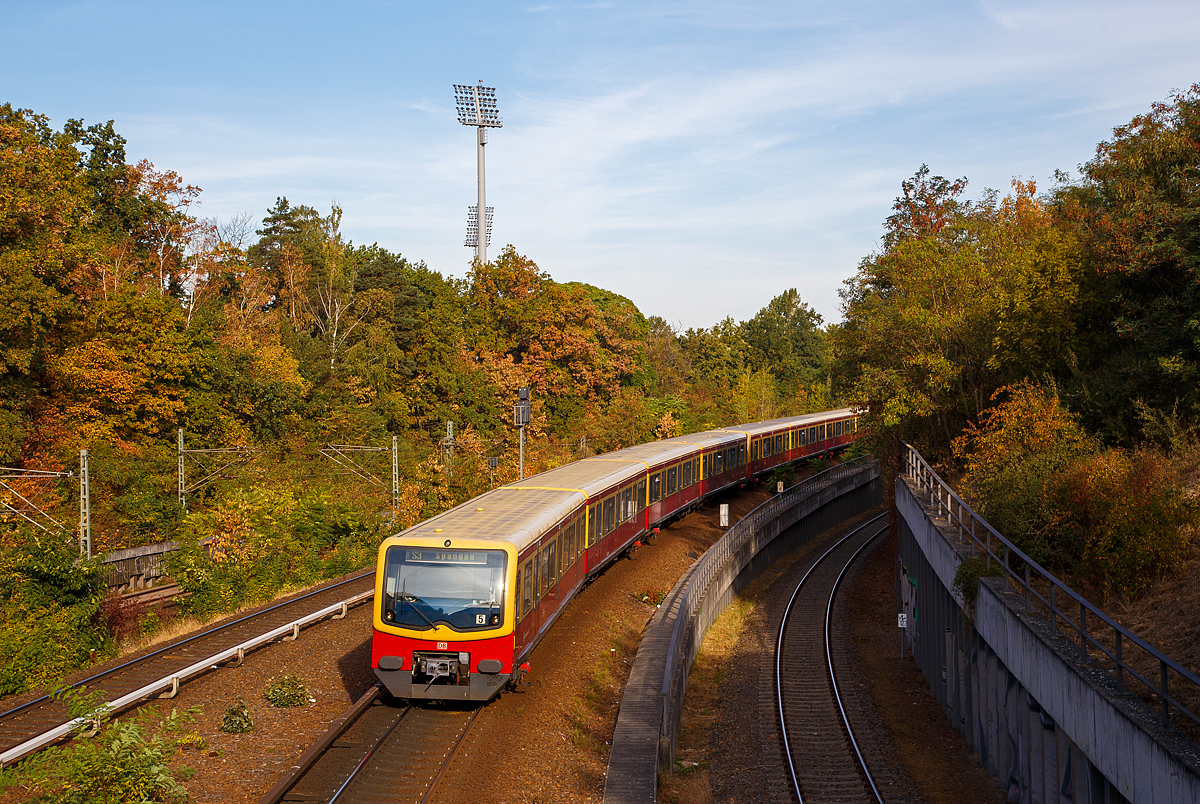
[371, 408, 860, 701]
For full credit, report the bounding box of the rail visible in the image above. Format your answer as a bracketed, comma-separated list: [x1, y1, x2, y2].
[901, 442, 1200, 732]
[0, 588, 373, 766]
[660, 456, 877, 756]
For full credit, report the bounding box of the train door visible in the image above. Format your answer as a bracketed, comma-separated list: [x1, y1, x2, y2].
[515, 550, 537, 655]
[663, 464, 678, 515]
[538, 535, 559, 627]
[585, 503, 598, 573]
[598, 492, 617, 563]
[648, 471, 663, 524]
[565, 516, 581, 591]
[679, 456, 694, 506]
[636, 478, 647, 529]
[619, 485, 634, 547]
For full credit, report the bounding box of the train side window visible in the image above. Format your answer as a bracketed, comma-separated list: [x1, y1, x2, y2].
[650, 473, 662, 503]
[738, 444, 745, 466]
[515, 567, 523, 619]
[621, 486, 633, 520]
[694, 456, 701, 479]
[587, 506, 597, 546]
[702, 453, 709, 477]
[523, 560, 533, 613]
[751, 440, 759, 461]
[681, 460, 692, 488]
[716, 451, 725, 474]
[666, 466, 677, 495]
[602, 496, 615, 534]
[820, 424, 826, 440]
[545, 540, 557, 590]
[800, 429, 807, 446]
[775, 434, 783, 453]
[637, 479, 646, 510]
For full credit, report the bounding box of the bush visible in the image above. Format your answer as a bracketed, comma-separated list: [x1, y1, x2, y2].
[0, 539, 110, 696]
[264, 674, 311, 707]
[768, 464, 796, 493]
[956, 382, 1198, 599]
[219, 699, 253, 734]
[170, 488, 380, 621]
[1051, 449, 1196, 599]
[951, 556, 1004, 609]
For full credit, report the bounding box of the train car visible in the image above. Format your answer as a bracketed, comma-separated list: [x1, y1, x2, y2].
[372, 407, 861, 701]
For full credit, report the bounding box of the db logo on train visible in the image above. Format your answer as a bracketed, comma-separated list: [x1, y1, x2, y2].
[437, 642, 448, 650]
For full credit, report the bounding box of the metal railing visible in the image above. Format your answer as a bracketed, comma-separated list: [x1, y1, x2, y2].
[660, 456, 878, 757]
[902, 442, 1200, 732]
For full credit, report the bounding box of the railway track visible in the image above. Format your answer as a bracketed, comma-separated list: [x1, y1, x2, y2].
[0, 570, 375, 767]
[260, 686, 479, 804]
[776, 513, 889, 804]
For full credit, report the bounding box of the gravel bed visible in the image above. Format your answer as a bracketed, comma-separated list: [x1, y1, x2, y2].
[698, 518, 1006, 804]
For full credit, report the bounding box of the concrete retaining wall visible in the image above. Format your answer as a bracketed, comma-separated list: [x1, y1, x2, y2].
[603, 459, 882, 804]
[897, 477, 1200, 803]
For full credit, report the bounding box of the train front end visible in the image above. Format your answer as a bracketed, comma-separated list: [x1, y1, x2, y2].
[372, 536, 516, 702]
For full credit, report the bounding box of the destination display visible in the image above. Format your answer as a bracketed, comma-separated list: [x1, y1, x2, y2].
[405, 550, 488, 564]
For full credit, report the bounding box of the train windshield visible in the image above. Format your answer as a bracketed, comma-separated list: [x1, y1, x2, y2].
[381, 547, 507, 631]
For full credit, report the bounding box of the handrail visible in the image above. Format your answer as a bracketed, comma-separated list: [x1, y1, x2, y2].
[659, 456, 875, 735]
[900, 442, 1200, 732]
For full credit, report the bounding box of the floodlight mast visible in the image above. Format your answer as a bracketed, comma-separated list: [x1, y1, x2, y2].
[454, 82, 502, 263]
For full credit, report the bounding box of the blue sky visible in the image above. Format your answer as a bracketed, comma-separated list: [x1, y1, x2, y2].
[4, 1, 1199, 329]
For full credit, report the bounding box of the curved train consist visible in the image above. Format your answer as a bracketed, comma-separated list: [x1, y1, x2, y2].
[372, 408, 860, 701]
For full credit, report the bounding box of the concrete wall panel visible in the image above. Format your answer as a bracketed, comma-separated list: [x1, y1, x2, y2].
[897, 476, 1200, 804]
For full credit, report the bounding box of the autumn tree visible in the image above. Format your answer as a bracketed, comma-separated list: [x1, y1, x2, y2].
[835, 167, 1083, 455]
[0, 105, 84, 461]
[306, 205, 383, 372]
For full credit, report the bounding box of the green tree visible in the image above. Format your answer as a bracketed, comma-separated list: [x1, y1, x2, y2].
[1053, 84, 1200, 442]
[740, 288, 826, 394]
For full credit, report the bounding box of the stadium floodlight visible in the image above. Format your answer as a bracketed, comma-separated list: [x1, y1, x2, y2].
[454, 82, 502, 262]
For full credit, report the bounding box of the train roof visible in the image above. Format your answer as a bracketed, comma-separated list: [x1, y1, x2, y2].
[723, 408, 854, 436]
[383, 408, 859, 554]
